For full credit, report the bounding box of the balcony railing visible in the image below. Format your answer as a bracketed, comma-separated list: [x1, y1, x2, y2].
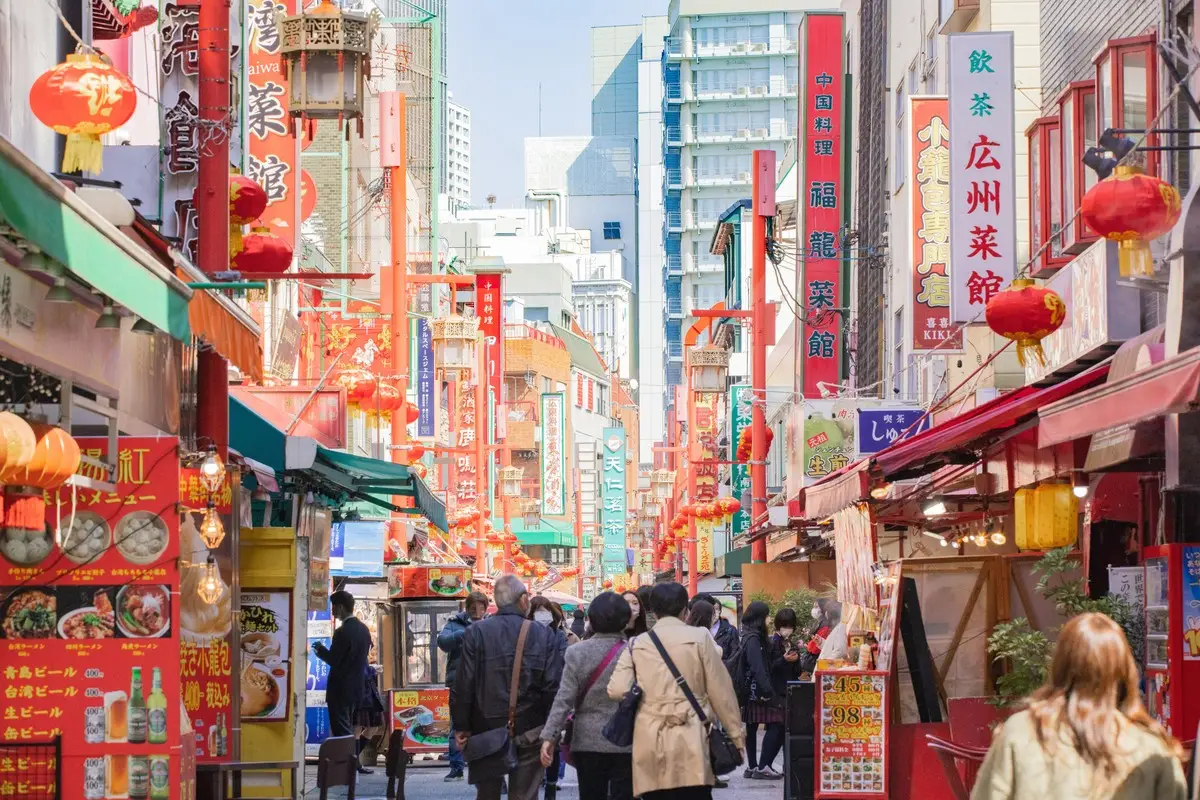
[690, 84, 771, 102]
[664, 168, 682, 189]
[664, 83, 683, 103]
[665, 254, 683, 276]
[689, 125, 784, 144]
[665, 211, 683, 232]
[693, 172, 753, 187]
[685, 213, 717, 231]
[665, 36, 684, 58]
[666, 341, 684, 360]
[693, 256, 725, 272]
[665, 297, 684, 318]
[692, 38, 796, 57]
[665, 126, 683, 147]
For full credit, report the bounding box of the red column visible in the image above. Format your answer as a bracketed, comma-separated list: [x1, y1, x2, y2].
[387, 92, 409, 464]
[196, 0, 231, 456]
[686, 357, 699, 596]
[750, 150, 774, 563]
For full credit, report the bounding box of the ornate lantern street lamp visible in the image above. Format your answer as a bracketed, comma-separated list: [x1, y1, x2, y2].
[430, 315, 480, 381]
[277, 0, 374, 128]
[522, 498, 540, 530]
[689, 344, 730, 394]
[650, 469, 676, 501]
[498, 466, 524, 499]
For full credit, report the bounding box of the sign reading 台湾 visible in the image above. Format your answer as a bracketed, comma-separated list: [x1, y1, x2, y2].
[796, 12, 846, 397]
[541, 393, 566, 516]
[728, 384, 752, 539]
[949, 33, 1016, 322]
[816, 671, 888, 798]
[601, 427, 627, 576]
[855, 408, 930, 454]
[417, 319, 435, 437]
[909, 96, 961, 351]
[475, 273, 504, 416]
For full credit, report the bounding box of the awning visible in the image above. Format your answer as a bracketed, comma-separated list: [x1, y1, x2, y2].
[310, 448, 448, 533]
[230, 385, 337, 446]
[874, 364, 1110, 479]
[0, 135, 192, 340]
[229, 394, 318, 473]
[803, 460, 872, 521]
[1038, 346, 1200, 448]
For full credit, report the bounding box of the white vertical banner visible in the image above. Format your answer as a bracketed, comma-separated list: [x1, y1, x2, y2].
[948, 32, 1017, 322]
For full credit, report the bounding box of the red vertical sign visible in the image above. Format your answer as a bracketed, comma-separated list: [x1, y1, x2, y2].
[475, 273, 504, 410]
[797, 13, 846, 398]
[910, 97, 962, 350]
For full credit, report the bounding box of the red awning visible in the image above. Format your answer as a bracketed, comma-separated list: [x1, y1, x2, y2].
[1038, 347, 1200, 448]
[873, 364, 1110, 479]
[803, 460, 871, 521]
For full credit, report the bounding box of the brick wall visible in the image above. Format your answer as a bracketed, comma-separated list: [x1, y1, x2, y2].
[1039, 0, 1161, 110]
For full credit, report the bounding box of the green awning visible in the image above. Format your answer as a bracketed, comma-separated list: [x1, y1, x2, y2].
[0, 136, 191, 340]
[494, 515, 579, 547]
[230, 396, 287, 473]
[313, 447, 448, 532]
[715, 545, 751, 578]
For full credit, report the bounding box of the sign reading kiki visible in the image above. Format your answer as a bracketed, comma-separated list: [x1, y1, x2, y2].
[856, 408, 931, 454]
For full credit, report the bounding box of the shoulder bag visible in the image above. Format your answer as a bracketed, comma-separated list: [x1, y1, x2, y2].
[601, 641, 641, 747]
[463, 620, 532, 774]
[646, 629, 744, 777]
[561, 640, 624, 765]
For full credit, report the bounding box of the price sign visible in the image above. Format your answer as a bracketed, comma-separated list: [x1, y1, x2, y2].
[815, 671, 888, 798]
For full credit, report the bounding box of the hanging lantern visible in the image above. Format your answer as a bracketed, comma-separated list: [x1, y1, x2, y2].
[199, 506, 226, 549]
[689, 344, 730, 394]
[232, 226, 293, 274]
[277, 0, 373, 123]
[984, 279, 1067, 367]
[407, 443, 426, 461]
[1014, 484, 1078, 551]
[227, 174, 268, 254]
[336, 369, 377, 404]
[5, 424, 81, 490]
[403, 403, 421, 425]
[498, 466, 524, 499]
[0, 412, 36, 483]
[681, 503, 698, 518]
[369, 382, 403, 415]
[197, 555, 224, 605]
[650, 469, 675, 500]
[1080, 164, 1182, 278]
[603, 579, 614, 589]
[29, 53, 137, 174]
[430, 315, 480, 380]
[721, 497, 741, 519]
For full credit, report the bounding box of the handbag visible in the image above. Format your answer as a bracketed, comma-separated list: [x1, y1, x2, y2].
[601, 642, 641, 747]
[463, 620, 532, 775]
[561, 640, 624, 766]
[646, 629, 744, 777]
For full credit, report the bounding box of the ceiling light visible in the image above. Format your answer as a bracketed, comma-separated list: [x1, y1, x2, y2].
[870, 484, 890, 500]
[922, 499, 946, 517]
[131, 317, 156, 335]
[45, 278, 72, 303]
[1072, 471, 1089, 499]
[990, 531, 1007, 545]
[95, 299, 120, 330]
[18, 250, 49, 272]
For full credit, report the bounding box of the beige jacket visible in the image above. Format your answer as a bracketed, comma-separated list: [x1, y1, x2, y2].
[971, 710, 1187, 800]
[607, 616, 745, 796]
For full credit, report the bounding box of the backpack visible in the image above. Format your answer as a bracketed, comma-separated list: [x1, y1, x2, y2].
[722, 631, 751, 701]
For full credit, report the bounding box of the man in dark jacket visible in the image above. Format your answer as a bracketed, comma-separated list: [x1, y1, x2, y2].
[693, 592, 739, 655]
[437, 590, 489, 781]
[451, 575, 564, 800]
[313, 590, 372, 739]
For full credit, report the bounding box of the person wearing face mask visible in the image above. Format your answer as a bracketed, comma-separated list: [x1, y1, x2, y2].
[799, 600, 835, 675]
[691, 593, 738, 656]
[750, 608, 802, 779]
[529, 597, 574, 799]
[622, 591, 648, 637]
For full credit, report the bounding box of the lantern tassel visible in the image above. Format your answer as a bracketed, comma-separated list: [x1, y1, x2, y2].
[1015, 339, 1047, 369]
[229, 225, 245, 259]
[61, 133, 104, 174]
[1117, 239, 1156, 279]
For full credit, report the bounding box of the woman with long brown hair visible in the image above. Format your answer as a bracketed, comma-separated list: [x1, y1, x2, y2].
[972, 612, 1187, 800]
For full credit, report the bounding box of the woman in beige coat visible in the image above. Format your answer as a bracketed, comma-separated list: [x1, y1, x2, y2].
[607, 582, 745, 800]
[972, 613, 1187, 800]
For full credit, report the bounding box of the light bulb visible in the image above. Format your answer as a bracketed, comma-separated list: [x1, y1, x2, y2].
[939, 537, 949, 547]
[199, 507, 226, 549]
[199, 446, 225, 494]
[1073, 484, 1088, 499]
[974, 534, 989, 548]
[950, 539, 961, 549]
[197, 555, 223, 605]
[922, 499, 946, 516]
[990, 531, 1007, 545]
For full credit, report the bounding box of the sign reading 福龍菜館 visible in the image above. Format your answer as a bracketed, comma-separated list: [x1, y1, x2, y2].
[541, 393, 566, 516]
[948, 33, 1016, 323]
[601, 427, 628, 576]
[796, 12, 847, 398]
[815, 671, 889, 798]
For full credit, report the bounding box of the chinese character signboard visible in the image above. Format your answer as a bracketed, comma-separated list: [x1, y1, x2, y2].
[949, 33, 1016, 322]
[390, 688, 452, 754]
[796, 12, 847, 397]
[909, 96, 962, 351]
[728, 384, 752, 538]
[452, 383, 478, 510]
[802, 400, 856, 483]
[2, 437, 185, 798]
[246, 0, 299, 252]
[855, 408, 930, 454]
[475, 273, 504, 413]
[541, 393, 566, 516]
[601, 427, 627, 576]
[815, 672, 889, 798]
[417, 319, 435, 437]
[239, 591, 292, 721]
[298, 301, 393, 391]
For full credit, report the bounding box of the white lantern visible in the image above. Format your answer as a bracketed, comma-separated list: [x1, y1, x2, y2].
[650, 469, 675, 500]
[278, 0, 374, 124]
[431, 315, 479, 379]
[689, 344, 730, 394]
[499, 466, 524, 499]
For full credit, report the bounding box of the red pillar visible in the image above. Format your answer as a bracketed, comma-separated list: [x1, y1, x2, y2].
[750, 150, 775, 563]
[196, 0, 231, 455]
[686, 355, 699, 596]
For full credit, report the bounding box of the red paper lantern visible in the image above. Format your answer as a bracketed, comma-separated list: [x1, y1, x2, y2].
[228, 174, 268, 226]
[984, 278, 1067, 367]
[722, 498, 741, 517]
[30, 53, 137, 173]
[233, 226, 293, 274]
[1080, 165, 1182, 278]
[681, 503, 698, 517]
[336, 369, 377, 403]
[370, 382, 403, 414]
[409, 463, 426, 479]
[403, 403, 421, 425]
[407, 443, 426, 460]
[602, 579, 614, 589]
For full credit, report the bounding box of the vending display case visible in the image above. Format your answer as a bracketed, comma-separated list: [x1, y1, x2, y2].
[1142, 544, 1200, 739]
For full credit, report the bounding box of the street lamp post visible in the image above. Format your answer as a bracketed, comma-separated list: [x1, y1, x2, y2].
[688, 343, 729, 596]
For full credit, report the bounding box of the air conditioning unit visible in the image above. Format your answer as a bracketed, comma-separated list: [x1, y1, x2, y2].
[755, 128, 769, 138]
[737, 128, 750, 138]
[738, 172, 751, 182]
[751, 42, 767, 52]
[738, 86, 749, 95]
[733, 43, 747, 53]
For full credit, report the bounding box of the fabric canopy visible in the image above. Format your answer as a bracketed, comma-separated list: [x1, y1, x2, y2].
[803, 460, 872, 521]
[1038, 347, 1200, 448]
[229, 394, 318, 473]
[312, 448, 448, 533]
[0, 135, 191, 340]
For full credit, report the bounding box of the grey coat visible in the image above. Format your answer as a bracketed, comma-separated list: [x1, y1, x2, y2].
[540, 632, 630, 754]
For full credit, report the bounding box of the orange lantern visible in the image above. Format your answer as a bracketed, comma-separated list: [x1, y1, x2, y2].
[232, 226, 293, 274]
[336, 369, 377, 404]
[681, 503, 697, 517]
[29, 53, 138, 173]
[5, 424, 80, 490]
[403, 403, 421, 426]
[984, 279, 1067, 367]
[1080, 165, 1182, 278]
[602, 579, 614, 589]
[408, 443, 426, 460]
[369, 382, 403, 415]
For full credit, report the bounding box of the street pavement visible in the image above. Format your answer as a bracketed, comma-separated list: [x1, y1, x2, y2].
[301, 759, 788, 799]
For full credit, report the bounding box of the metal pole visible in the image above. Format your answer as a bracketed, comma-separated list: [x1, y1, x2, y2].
[686, 353, 698, 596]
[196, 0, 231, 458]
[750, 150, 773, 563]
[574, 468, 584, 597]
[475, 338, 487, 571]
[388, 92, 409, 464]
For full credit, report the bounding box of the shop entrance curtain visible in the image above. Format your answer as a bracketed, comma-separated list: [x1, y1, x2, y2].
[833, 502, 877, 629]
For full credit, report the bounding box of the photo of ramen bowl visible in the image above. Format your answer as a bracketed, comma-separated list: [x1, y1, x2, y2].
[1, 588, 56, 639]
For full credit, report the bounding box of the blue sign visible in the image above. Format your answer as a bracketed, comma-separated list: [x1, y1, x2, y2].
[418, 319, 435, 437]
[306, 636, 331, 691]
[331, 522, 387, 577]
[304, 705, 331, 755]
[600, 427, 627, 576]
[856, 408, 931, 454]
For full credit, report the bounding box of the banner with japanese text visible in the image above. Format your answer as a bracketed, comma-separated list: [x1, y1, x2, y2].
[802, 400, 856, 484]
[245, 0, 300, 255]
[540, 394, 566, 517]
[909, 97, 962, 351]
[855, 407, 930, 454]
[949, 33, 1016, 322]
[693, 392, 720, 501]
[2, 437, 183, 799]
[452, 382, 478, 511]
[600, 427, 627, 576]
[728, 384, 752, 539]
[476, 273, 505, 416]
[417, 319, 435, 437]
[796, 12, 846, 397]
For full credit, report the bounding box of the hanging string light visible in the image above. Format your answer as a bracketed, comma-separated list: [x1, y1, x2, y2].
[199, 504, 226, 549]
[198, 554, 223, 605]
[199, 446, 225, 494]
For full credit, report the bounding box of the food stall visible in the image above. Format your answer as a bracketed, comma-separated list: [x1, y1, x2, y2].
[1143, 544, 1200, 738]
[379, 564, 474, 759]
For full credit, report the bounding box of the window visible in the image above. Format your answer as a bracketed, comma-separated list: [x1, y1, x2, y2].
[1026, 116, 1070, 276]
[576, 373, 584, 407]
[923, 27, 937, 90]
[892, 308, 904, 396]
[1095, 35, 1159, 176]
[603, 221, 621, 240]
[1056, 81, 1098, 253]
[894, 85, 906, 192]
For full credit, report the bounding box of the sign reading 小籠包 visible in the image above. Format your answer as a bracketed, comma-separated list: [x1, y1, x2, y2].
[600, 427, 627, 577]
[948, 33, 1017, 322]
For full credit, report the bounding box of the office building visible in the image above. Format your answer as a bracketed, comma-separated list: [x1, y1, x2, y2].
[447, 94, 471, 210]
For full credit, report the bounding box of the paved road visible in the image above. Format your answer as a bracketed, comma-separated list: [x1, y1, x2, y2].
[302, 759, 787, 799]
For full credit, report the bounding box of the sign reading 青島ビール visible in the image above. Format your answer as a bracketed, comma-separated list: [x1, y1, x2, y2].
[601, 427, 627, 576]
[796, 11, 847, 398]
[949, 33, 1016, 322]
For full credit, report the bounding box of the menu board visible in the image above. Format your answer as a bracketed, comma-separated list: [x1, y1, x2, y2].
[239, 592, 292, 721]
[178, 469, 234, 763]
[816, 671, 888, 798]
[874, 563, 904, 673]
[389, 688, 450, 754]
[1184, 547, 1200, 661]
[387, 565, 472, 599]
[0, 436, 182, 800]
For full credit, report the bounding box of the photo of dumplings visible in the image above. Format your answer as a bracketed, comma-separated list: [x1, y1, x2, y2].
[114, 512, 168, 565]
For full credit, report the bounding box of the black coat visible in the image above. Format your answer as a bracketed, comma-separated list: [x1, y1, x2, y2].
[765, 633, 801, 698]
[437, 610, 474, 687]
[740, 628, 774, 702]
[449, 607, 565, 738]
[317, 616, 372, 710]
[713, 617, 739, 656]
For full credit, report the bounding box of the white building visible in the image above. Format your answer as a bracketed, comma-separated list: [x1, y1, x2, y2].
[592, 25, 642, 138]
[446, 93, 472, 211]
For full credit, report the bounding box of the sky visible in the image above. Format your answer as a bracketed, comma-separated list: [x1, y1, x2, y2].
[446, 0, 665, 208]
